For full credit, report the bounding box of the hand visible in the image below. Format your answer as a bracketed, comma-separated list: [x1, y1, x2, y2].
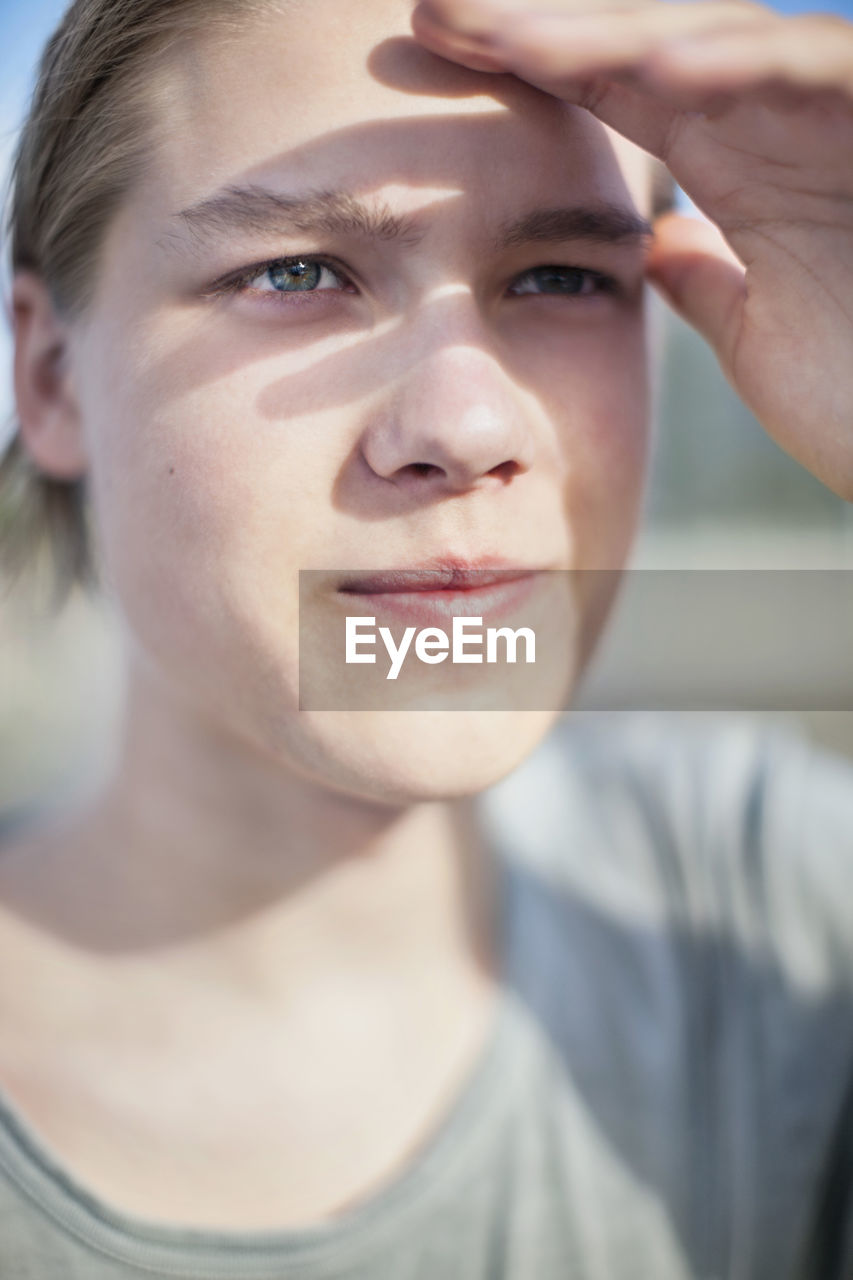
[412, 0, 853, 501]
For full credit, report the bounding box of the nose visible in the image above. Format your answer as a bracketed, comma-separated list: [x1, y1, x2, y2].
[359, 326, 535, 494]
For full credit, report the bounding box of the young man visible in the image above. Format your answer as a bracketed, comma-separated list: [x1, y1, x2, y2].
[0, 0, 851, 1275]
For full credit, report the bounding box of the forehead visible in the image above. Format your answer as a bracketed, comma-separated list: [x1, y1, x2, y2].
[143, 0, 650, 230]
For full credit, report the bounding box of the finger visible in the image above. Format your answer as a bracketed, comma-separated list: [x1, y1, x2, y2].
[414, 0, 771, 70]
[412, 0, 514, 43]
[646, 212, 746, 373]
[412, 1, 685, 155]
[410, 5, 512, 72]
[413, 3, 765, 154]
[507, 2, 774, 69]
[643, 15, 853, 96]
[413, 3, 853, 106]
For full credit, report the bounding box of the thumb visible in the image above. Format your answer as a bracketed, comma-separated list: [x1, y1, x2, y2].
[646, 211, 747, 374]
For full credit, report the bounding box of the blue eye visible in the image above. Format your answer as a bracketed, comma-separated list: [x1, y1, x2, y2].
[262, 259, 345, 293]
[211, 255, 354, 299]
[509, 266, 615, 297]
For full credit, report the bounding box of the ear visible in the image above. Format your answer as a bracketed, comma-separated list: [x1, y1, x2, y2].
[11, 271, 88, 480]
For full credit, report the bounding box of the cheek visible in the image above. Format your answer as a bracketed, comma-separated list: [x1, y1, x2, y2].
[78, 296, 353, 557]
[529, 316, 651, 670]
[572, 338, 650, 513]
[516, 313, 651, 569]
[78, 333, 345, 696]
[85, 321, 330, 555]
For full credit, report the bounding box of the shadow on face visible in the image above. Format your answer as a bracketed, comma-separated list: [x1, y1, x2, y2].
[67, 3, 654, 805]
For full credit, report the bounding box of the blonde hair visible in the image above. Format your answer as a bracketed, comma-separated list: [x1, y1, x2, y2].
[0, 0, 276, 611]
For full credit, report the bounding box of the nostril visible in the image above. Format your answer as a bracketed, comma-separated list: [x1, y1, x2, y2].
[489, 460, 521, 482]
[409, 462, 441, 477]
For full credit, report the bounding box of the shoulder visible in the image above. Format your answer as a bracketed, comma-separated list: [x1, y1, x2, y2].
[482, 713, 853, 1274]
[482, 712, 853, 986]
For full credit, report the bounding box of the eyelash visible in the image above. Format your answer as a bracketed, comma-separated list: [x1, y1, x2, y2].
[207, 255, 356, 300]
[205, 254, 623, 303]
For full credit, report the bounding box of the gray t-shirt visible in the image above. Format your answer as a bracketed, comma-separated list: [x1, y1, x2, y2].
[0, 713, 851, 1279]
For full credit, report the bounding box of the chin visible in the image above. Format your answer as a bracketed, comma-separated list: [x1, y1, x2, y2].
[277, 706, 567, 807]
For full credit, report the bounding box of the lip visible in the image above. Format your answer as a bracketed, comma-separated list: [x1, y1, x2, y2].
[338, 561, 544, 626]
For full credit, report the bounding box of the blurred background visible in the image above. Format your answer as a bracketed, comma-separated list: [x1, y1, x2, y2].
[1, 0, 853, 822]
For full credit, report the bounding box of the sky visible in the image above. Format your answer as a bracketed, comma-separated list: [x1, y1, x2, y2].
[2, 0, 853, 428]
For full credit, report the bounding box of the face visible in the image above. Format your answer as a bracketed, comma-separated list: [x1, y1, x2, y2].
[66, 0, 653, 805]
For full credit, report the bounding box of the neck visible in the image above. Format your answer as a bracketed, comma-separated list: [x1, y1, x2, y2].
[8, 654, 503, 1017]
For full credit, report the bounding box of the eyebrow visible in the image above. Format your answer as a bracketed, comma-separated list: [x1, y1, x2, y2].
[173, 186, 426, 246]
[496, 205, 653, 250]
[171, 184, 653, 252]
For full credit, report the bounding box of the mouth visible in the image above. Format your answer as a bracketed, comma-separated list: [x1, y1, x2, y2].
[337, 559, 544, 625]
